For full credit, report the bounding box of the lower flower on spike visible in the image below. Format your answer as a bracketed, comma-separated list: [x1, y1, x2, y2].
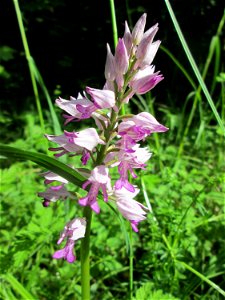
[53, 217, 86, 263]
[113, 187, 149, 232]
[38, 186, 74, 207]
[78, 165, 111, 213]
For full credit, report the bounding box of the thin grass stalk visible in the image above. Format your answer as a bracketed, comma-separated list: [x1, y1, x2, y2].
[80, 207, 92, 300]
[4, 274, 34, 300]
[13, 0, 45, 134]
[125, 0, 133, 28]
[109, 0, 118, 49]
[165, 0, 225, 137]
[140, 177, 155, 217]
[175, 91, 200, 143]
[211, 11, 225, 94]
[30, 59, 61, 135]
[176, 261, 225, 297]
[222, 80, 225, 122]
[210, 36, 221, 95]
[177, 13, 225, 156]
[160, 45, 197, 90]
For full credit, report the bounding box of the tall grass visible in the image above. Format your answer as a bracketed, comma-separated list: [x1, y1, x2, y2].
[164, 0, 225, 140]
[13, 0, 61, 137]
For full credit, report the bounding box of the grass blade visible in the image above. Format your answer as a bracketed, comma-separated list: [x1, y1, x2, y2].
[13, 0, 61, 136]
[176, 260, 225, 297]
[164, 0, 225, 135]
[3, 274, 35, 300]
[160, 45, 197, 90]
[12, 0, 45, 134]
[30, 58, 62, 135]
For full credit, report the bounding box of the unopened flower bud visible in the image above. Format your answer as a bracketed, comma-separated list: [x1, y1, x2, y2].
[131, 13, 147, 45]
[105, 43, 116, 81]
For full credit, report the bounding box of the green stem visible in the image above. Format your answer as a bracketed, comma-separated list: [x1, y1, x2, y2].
[80, 206, 92, 300]
[109, 0, 118, 48]
[129, 226, 134, 300]
[12, 0, 45, 134]
[95, 109, 118, 165]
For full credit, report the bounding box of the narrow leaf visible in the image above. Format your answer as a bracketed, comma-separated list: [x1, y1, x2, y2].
[176, 260, 225, 297]
[4, 274, 35, 300]
[30, 57, 62, 135]
[164, 0, 225, 135]
[0, 144, 85, 187]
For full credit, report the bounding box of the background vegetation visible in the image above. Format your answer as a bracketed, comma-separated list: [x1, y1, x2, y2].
[1, 0, 224, 299]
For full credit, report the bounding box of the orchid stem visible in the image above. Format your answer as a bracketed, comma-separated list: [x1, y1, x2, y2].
[129, 226, 134, 300]
[80, 206, 92, 300]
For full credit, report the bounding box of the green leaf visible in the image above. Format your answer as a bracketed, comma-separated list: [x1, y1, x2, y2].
[0, 144, 85, 188]
[133, 282, 179, 300]
[0, 284, 18, 300]
[3, 274, 35, 300]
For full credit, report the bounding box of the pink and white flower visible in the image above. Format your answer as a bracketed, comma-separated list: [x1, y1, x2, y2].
[56, 95, 97, 124]
[129, 66, 164, 95]
[37, 14, 169, 265]
[113, 187, 149, 232]
[115, 39, 129, 73]
[45, 128, 105, 159]
[53, 217, 86, 263]
[135, 24, 160, 69]
[86, 87, 115, 109]
[38, 186, 74, 207]
[40, 170, 68, 186]
[123, 21, 132, 55]
[114, 145, 151, 192]
[78, 165, 111, 213]
[131, 13, 147, 45]
[119, 112, 168, 142]
[105, 43, 116, 81]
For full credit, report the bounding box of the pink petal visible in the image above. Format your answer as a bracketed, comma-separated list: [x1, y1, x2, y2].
[131, 13, 147, 45]
[115, 38, 129, 75]
[52, 248, 66, 260]
[105, 44, 116, 81]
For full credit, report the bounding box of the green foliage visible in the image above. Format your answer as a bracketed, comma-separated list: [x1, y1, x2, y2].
[0, 46, 16, 79]
[133, 282, 179, 300]
[1, 104, 224, 299]
[1, 2, 225, 299]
